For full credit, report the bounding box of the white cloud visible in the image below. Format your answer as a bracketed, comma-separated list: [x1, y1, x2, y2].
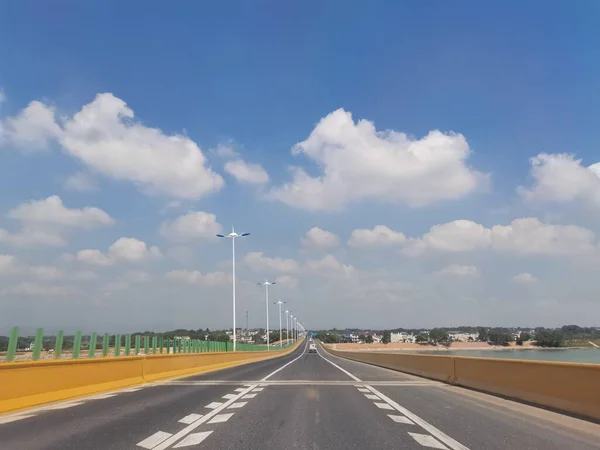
[224, 159, 269, 184]
[305, 254, 356, 279]
[301, 227, 340, 250]
[64, 171, 98, 192]
[403, 218, 599, 257]
[1, 100, 62, 151]
[274, 275, 299, 289]
[0, 282, 76, 297]
[75, 237, 162, 266]
[0, 228, 66, 248]
[404, 220, 490, 256]
[519, 153, 600, 207]
[268, 108, 487, 211]
[160, 211, 222, 242]
[0, 90, 6, 104]
[0, 255, 97, 281]
[165, 270, 230, 286]
[8, 195, 114, 228]
[512, 272, 538, 283]
[0, 254, 17, 274]
[348, 225, 406, 248]
[244, 251, 301, 274]
[435, 264, 480, 277]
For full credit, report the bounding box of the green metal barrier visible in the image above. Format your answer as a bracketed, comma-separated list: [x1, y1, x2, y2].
[1, 327, 297, 362]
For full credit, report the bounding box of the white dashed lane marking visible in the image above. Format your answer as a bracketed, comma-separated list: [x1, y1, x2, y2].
[205, 402, 223, 409]
[374, 402, 395, 410]
[357, 387, 370, 393]
[222, 394, 237, 400]
[137, 431, 173, 449]
[409, 432, 449, 449]
[208, 413, 234, 424]
[228, 402, 247, 409]
[234, 388, 246, 392]
[172, 431, 213, 448]
[178, 414, 203, 424]
[252, 387, 264, 392]
[242, 393, 257, 399]
[364, 394, 380, 400]
[388, 414, 414, 425]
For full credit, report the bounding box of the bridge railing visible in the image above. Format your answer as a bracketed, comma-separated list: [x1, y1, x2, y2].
[0, 327, 292, 362]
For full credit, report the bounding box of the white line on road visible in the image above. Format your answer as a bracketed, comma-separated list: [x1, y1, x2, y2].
[234, 388, 246, 392]
[259, 341, 308, 381]
[253, 387, 264, 391]
[364, 394, 381, 400]
[222, 394, 237, 400]
[205, 402, 223, 409]
[357, 388, 370, 393]
[228, 402, 247, 409]
[208, 413, 234, 424]
[178, 414, 203, 424]
[375, 402, 395, 410]
[41, 402, 84, 410]
[316, 343, 469, 450]
[388, 414, 414, 425]
[0, 414, 36, 424]
[172, 431, 213, 448]
[408, 432, 449, 449]
[137, 431, 173, 449]
[242, 393, 257, 399]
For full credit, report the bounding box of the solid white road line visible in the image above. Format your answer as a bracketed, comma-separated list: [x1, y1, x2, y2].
[208, 413, 234, 424]
[41, 402, 84, 410]
[408, 432, 449, 449]
[137, 431, 173, 449]
[259, 341, 308, 381]
[178, 414, 203, 424]
[205, 402, 223, 409]
[0, 414, 36, 425]
[316, 343, 470, 450]
[228, 402, 247, 409]
[388, 414, 414, 425]
[86, 393, 118, 400]
[172, 431, 213, 448]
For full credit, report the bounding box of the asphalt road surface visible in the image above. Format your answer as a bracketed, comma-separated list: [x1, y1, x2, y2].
[1, 340, 600, 449]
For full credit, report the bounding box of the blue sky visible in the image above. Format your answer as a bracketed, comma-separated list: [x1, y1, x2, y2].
[1, 1, 599, 333]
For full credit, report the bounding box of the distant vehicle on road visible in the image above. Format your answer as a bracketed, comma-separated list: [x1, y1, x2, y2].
[309, 343, 317, 353]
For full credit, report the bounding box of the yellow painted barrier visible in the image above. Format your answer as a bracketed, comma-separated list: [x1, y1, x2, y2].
[324, 345, 600, 422]
[0, 342, 301, 414]
[326, 348, 455, 383]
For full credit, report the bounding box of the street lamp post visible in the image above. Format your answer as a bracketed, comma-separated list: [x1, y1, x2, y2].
[217, 226, 250, 352]
[258, 280, 276, 351]
[274, 300, 286, 347]
[285, 310, 290, 345]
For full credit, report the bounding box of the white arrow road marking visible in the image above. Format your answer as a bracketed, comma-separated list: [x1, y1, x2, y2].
[172, 431, 213, 448]
[208, 413, 234, 424]
[178, 414, 202, 425]
[137, 431, 173, 449]
[205, 402, 223, 409]
[388, 414, 414, 425]
[228, 402, 247, 409]
[408, 432, 449, 449]
[222, 394, 237, 400]
[374, 402, 394, 410]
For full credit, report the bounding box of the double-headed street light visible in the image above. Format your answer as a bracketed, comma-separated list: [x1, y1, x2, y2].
[258, 279, 275, 351]
[273, 300, 286, 346]
[217, 226, 250, 352]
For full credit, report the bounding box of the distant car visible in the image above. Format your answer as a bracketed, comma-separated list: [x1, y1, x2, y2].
[309, 343, 317, 353]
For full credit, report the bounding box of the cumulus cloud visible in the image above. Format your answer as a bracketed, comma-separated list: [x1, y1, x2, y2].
[0, 282, 77, 297]
[301, 227, 340, 250]
[268, 108, 487, 211]
[74, 237, 162, 266]
[348, 225, 406, 248]
[224, 159, 269, 184]
[160, 211, 223, 242]
[165, 269, 230, 286]
[0, 255, 98, 282]
[403, 218, 599, 257]
[305, 254, 356, 279]
[435, 264, 480, 277]
[2, 93, 224, 199]
[274, 275, 299, 289]
[512, 272, 538, 283]
[519, 153, 600, 207]
[0, 195, 113, 248]
[244, 252, 301, 274]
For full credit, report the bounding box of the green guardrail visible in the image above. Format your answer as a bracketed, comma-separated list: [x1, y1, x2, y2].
[0, 327, 296, 363]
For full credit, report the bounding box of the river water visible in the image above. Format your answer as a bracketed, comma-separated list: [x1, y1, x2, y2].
[419, 348, 600, 364]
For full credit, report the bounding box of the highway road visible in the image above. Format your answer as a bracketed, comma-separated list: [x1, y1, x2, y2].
[1, 340, 600, 449]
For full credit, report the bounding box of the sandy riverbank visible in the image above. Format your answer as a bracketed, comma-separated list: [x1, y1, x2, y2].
[327, 341, 546, 352]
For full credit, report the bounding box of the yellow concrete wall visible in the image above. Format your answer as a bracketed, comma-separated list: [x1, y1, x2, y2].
[0, 343, 301, 414]
[324, 346, 600, 422]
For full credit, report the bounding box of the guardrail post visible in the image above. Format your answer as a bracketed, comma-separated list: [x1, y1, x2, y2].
[88, 332, 97, 358]
[152, 336, 157, 354]
[54, 330, 64, 359]
[102, 333, 109, 357]
[144, 336, 149, 355]
[125, 334, 131, 356]
[32, 327, 43, 361]
[6, 327, 19, 362]
[114, 334, 121, 357]
[134, 335, 141, 355]
[73, 331, 82, 359]
[179, 339, 183, 353]
[159, 336, 164, 354]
